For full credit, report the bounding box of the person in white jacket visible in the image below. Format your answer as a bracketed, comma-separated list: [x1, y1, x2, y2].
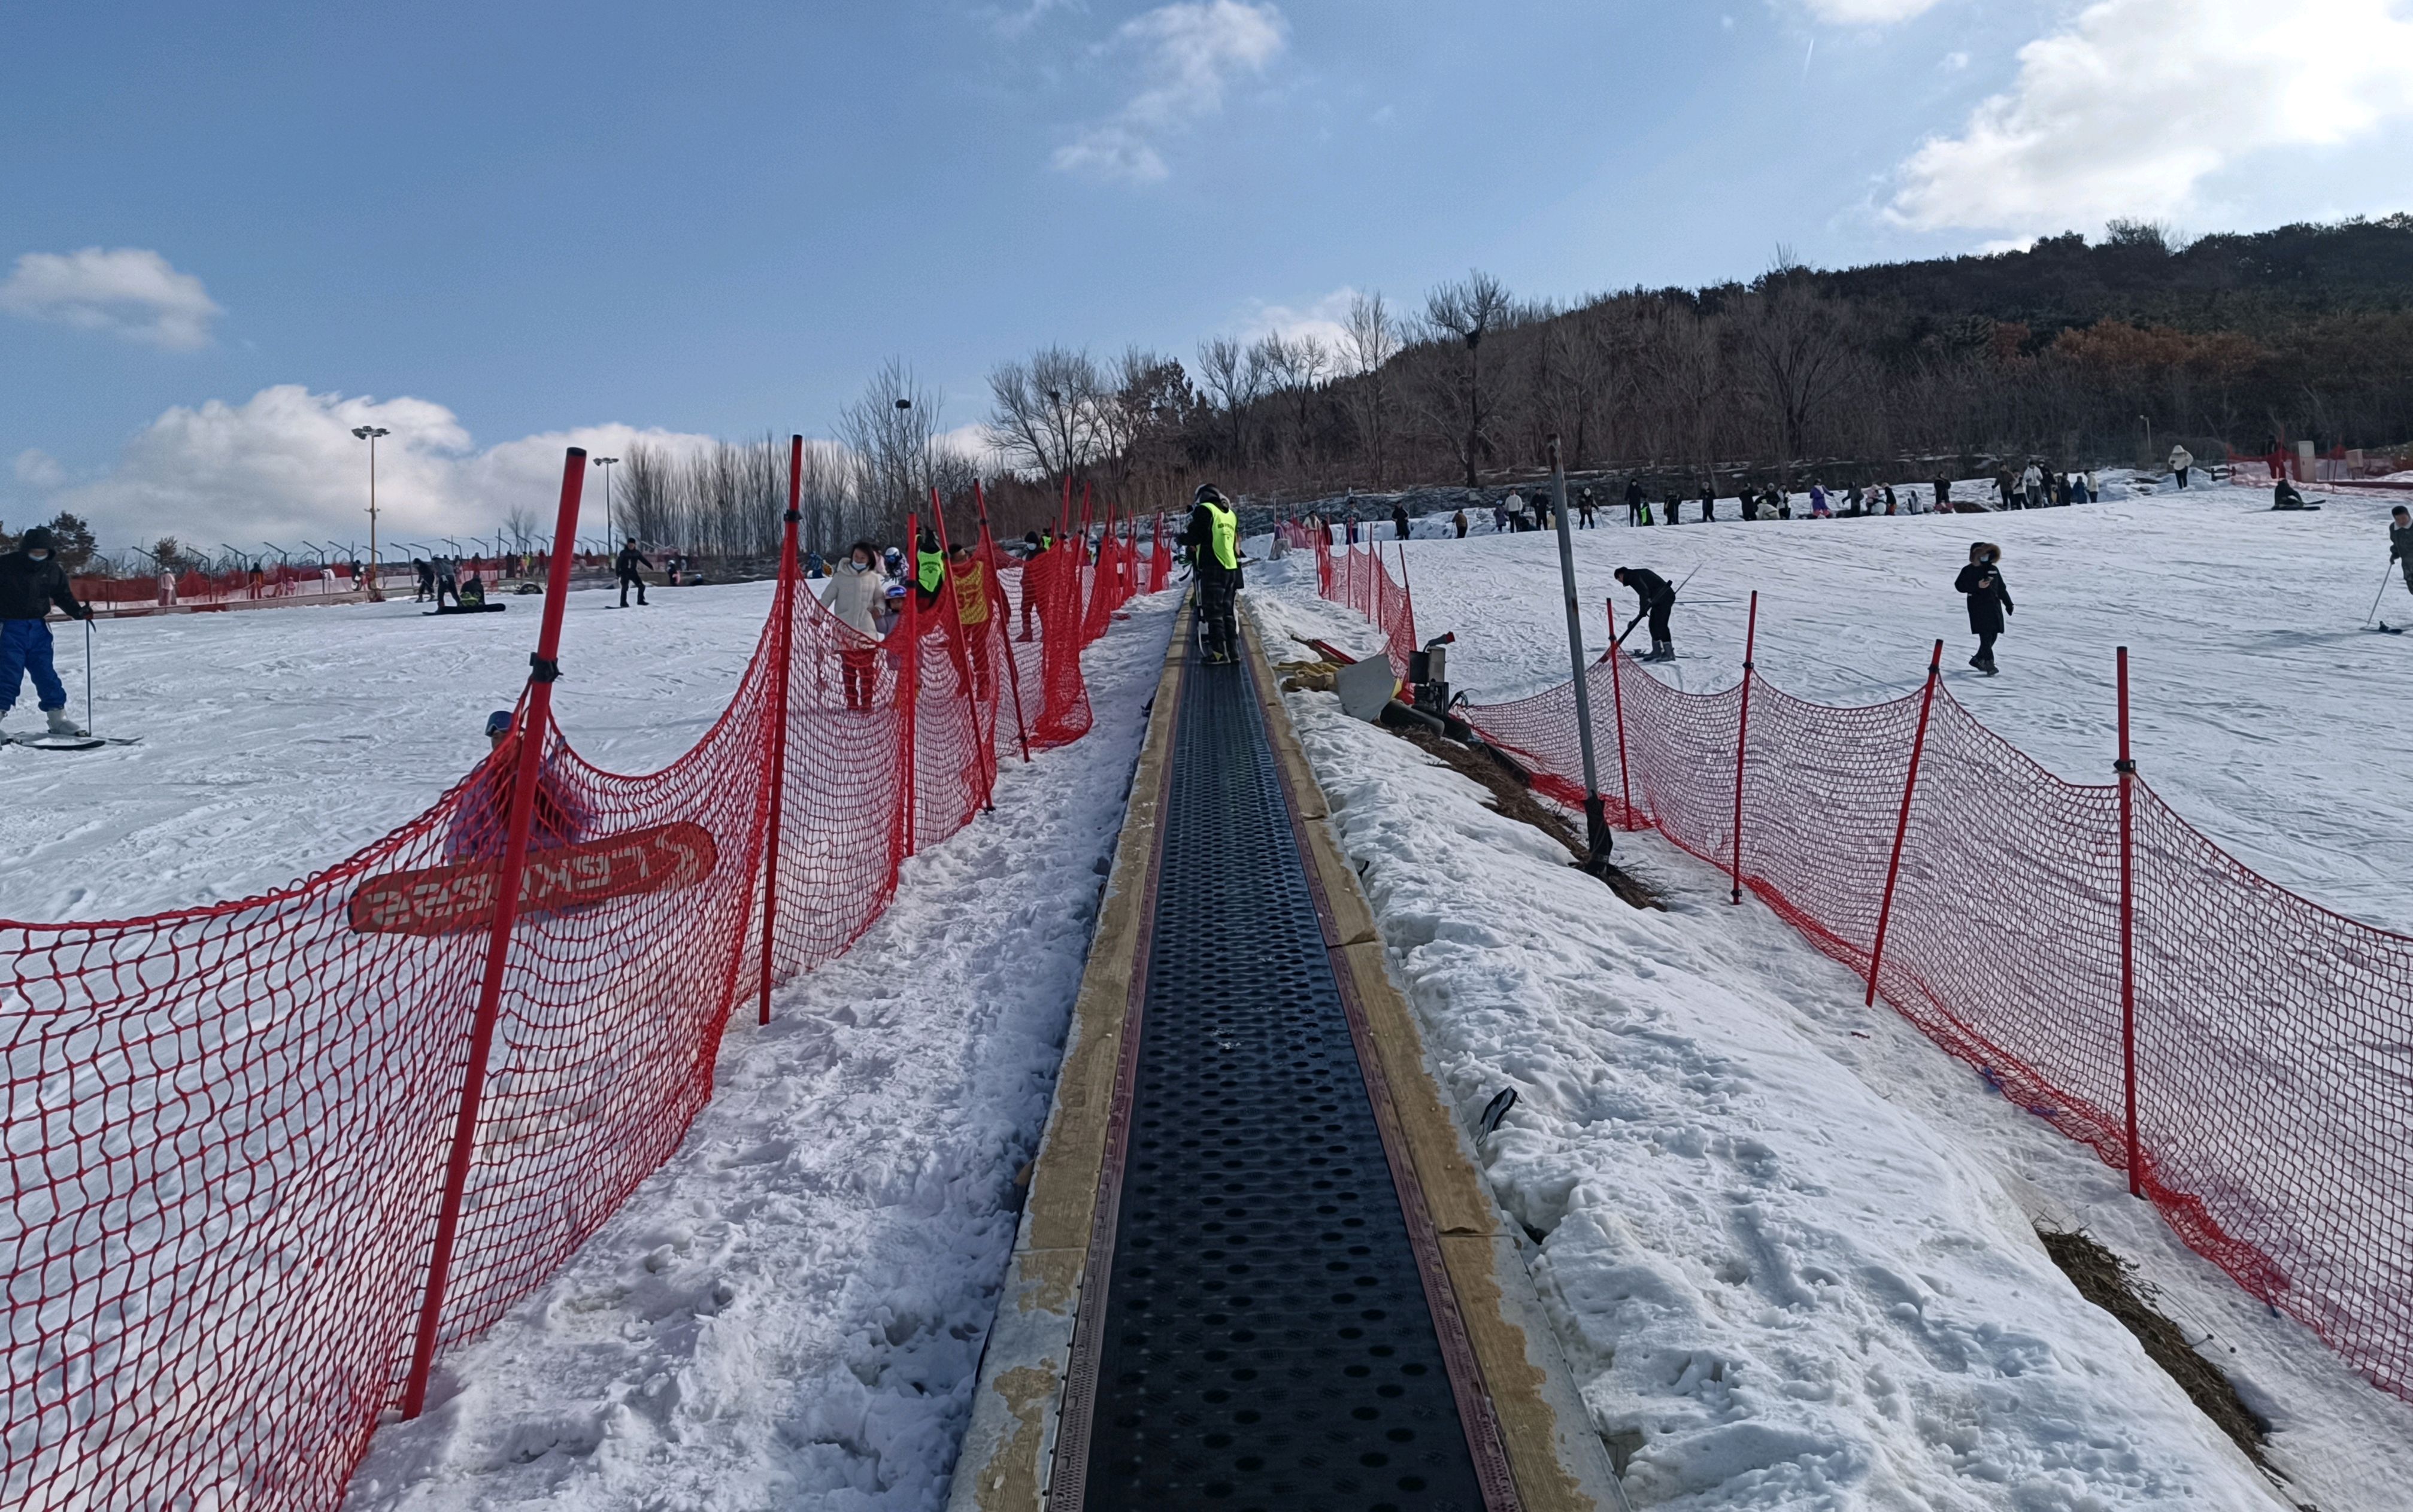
[823, 540, 889, 711]
[2169, 444, 2194, 488]
[2020, 462, 2046, 510]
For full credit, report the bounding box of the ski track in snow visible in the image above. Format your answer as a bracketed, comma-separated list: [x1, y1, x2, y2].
[1313, 474, 2413, 934]
[1251, 524, 2413, 1511]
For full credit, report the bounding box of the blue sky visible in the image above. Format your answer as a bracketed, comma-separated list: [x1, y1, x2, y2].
[7, 0, 2412, 545]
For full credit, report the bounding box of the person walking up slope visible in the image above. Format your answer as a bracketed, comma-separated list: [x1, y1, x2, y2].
[2169, 444, 2194, 489]
[824, 541, 889, 711]
[1955, 542, 2012, 676]
[0, 526, 96, 742]
[1186, 484, 1243, 664]
[1614, 566, 1678, 663]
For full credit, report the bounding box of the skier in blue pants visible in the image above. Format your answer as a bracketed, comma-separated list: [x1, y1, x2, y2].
[1, 526, 94, 742]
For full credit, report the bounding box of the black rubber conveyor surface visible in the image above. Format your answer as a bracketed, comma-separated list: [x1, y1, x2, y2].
[1071, 651, 1492, 1511]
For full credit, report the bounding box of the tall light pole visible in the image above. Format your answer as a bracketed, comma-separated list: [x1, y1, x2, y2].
[592, 456, 620, 550]
[352, 424, 390, 599]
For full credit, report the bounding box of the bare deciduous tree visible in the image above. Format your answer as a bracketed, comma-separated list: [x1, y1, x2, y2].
[839, 359, 948, 539]
[1340, 292, 1402, 485]
[984, 347, 1108, 481]
[1418, 270, 1514, 487]
[1195, 335, 1271, 469]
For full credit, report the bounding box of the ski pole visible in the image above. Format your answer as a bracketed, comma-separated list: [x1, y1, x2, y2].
[2366, 561, 2396, 627]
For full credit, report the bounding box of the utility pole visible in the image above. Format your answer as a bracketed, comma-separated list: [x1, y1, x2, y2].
[593, 456, 620, 549]
[1549, 434, 1614, 878]
[352, 424, 390, 600]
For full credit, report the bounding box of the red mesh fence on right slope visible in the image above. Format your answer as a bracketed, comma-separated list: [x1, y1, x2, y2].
[1, 472, 1138, 1510]
[1312, 554, 2413, 1404]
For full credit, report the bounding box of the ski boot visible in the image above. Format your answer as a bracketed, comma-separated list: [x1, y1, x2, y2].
[45, 707, 88, 739]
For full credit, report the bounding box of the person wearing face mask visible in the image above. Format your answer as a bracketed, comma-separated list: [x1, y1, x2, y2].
[1, 526, 95, 742]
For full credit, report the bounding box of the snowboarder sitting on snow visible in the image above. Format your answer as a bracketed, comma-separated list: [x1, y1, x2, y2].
[1185, 483, 1242, 664]
[1955, 542, 2012, 676]
[1614, 566, 1678, 664]
[445, 708, 591, 862]
[2271, 477, 2312, 511]
[616, 540, 652, 607]
[0, 526, 95, 742]
[2391, 506, 2413, 598]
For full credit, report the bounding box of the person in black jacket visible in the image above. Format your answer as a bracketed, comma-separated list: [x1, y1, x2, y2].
[2390, 505, 2413, 598]
[1954, 542, 2012, 675]
[1624, 477, 1647, 527]
[1614, 566, 1678, 663]
[1, 526, 95, 740]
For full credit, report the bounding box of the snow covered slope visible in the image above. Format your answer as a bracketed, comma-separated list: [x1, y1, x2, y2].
[1249, 518, 2413, 1510]
[1315, 474, 2413, 933]
[2, 584, 786, 921]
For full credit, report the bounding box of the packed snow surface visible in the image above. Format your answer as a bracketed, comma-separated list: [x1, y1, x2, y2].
[1335, 472, 2413, 932]
[1248, 476, 2413, 1510]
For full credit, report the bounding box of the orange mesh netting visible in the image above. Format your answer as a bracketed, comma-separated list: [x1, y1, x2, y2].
[1, 450, 1132, 1508]
[1312, 541, 2413, 1405]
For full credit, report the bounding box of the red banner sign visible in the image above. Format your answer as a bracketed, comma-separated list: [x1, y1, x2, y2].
[347, 822, 720, 937]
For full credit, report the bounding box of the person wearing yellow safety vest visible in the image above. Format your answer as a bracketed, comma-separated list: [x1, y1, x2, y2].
[1184, 482, 1242, 664]
[947, 542, 995, 699]
[913, 529, 945, 613]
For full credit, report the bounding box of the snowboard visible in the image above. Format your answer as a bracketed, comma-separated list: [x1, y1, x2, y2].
[426, 603, 507, 615]
[4, 733, 133, 751]
[2374, 622, 2405, 635]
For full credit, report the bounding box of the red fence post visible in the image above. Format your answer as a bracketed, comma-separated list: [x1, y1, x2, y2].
[1604, 599, 1632, 826]
[403, 446, 589, 1420]
[1865, 639, 1944, 1006]
[977, 483, 1033, 765]
[756, 435, 804, 1026]
[2117, 645, 2142, 1197]
[1728, 590, 1759, 906]
[900, 511, 921, 859]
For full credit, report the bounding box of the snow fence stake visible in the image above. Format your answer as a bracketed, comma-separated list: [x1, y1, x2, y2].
[976, 482, 1034, 764]
[1865, 639, 1944, 1007]
[2117, 645, 2142, 1198]
[1728, 591, 1759, 905]
[757, 436, 805, 1026]
[1604, 598, 1633, 827]
[405, 445, 588, 1420]
[901, 511, 921, 860]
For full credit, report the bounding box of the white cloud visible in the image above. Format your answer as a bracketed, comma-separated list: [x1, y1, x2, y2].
[0, 247, 224, 350]
[13, 449, 66, 490]
[48, 385, 722, 549]
[1890, 0, 2413, 233]
[1237, 286, 1358, 355]
[1053, 1, 1287, 183]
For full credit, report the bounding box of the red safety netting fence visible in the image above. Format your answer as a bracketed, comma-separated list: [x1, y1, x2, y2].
[1295, 527, 1417, 678]
[1311, 539, 2413, 1406]
[1, 450, 1148, 1509]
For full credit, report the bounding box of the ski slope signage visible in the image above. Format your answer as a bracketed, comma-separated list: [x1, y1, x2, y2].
[347, 822, 720, 937]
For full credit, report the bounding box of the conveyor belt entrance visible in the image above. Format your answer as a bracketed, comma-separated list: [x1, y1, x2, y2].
[1051, 646, 1511, 1511]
